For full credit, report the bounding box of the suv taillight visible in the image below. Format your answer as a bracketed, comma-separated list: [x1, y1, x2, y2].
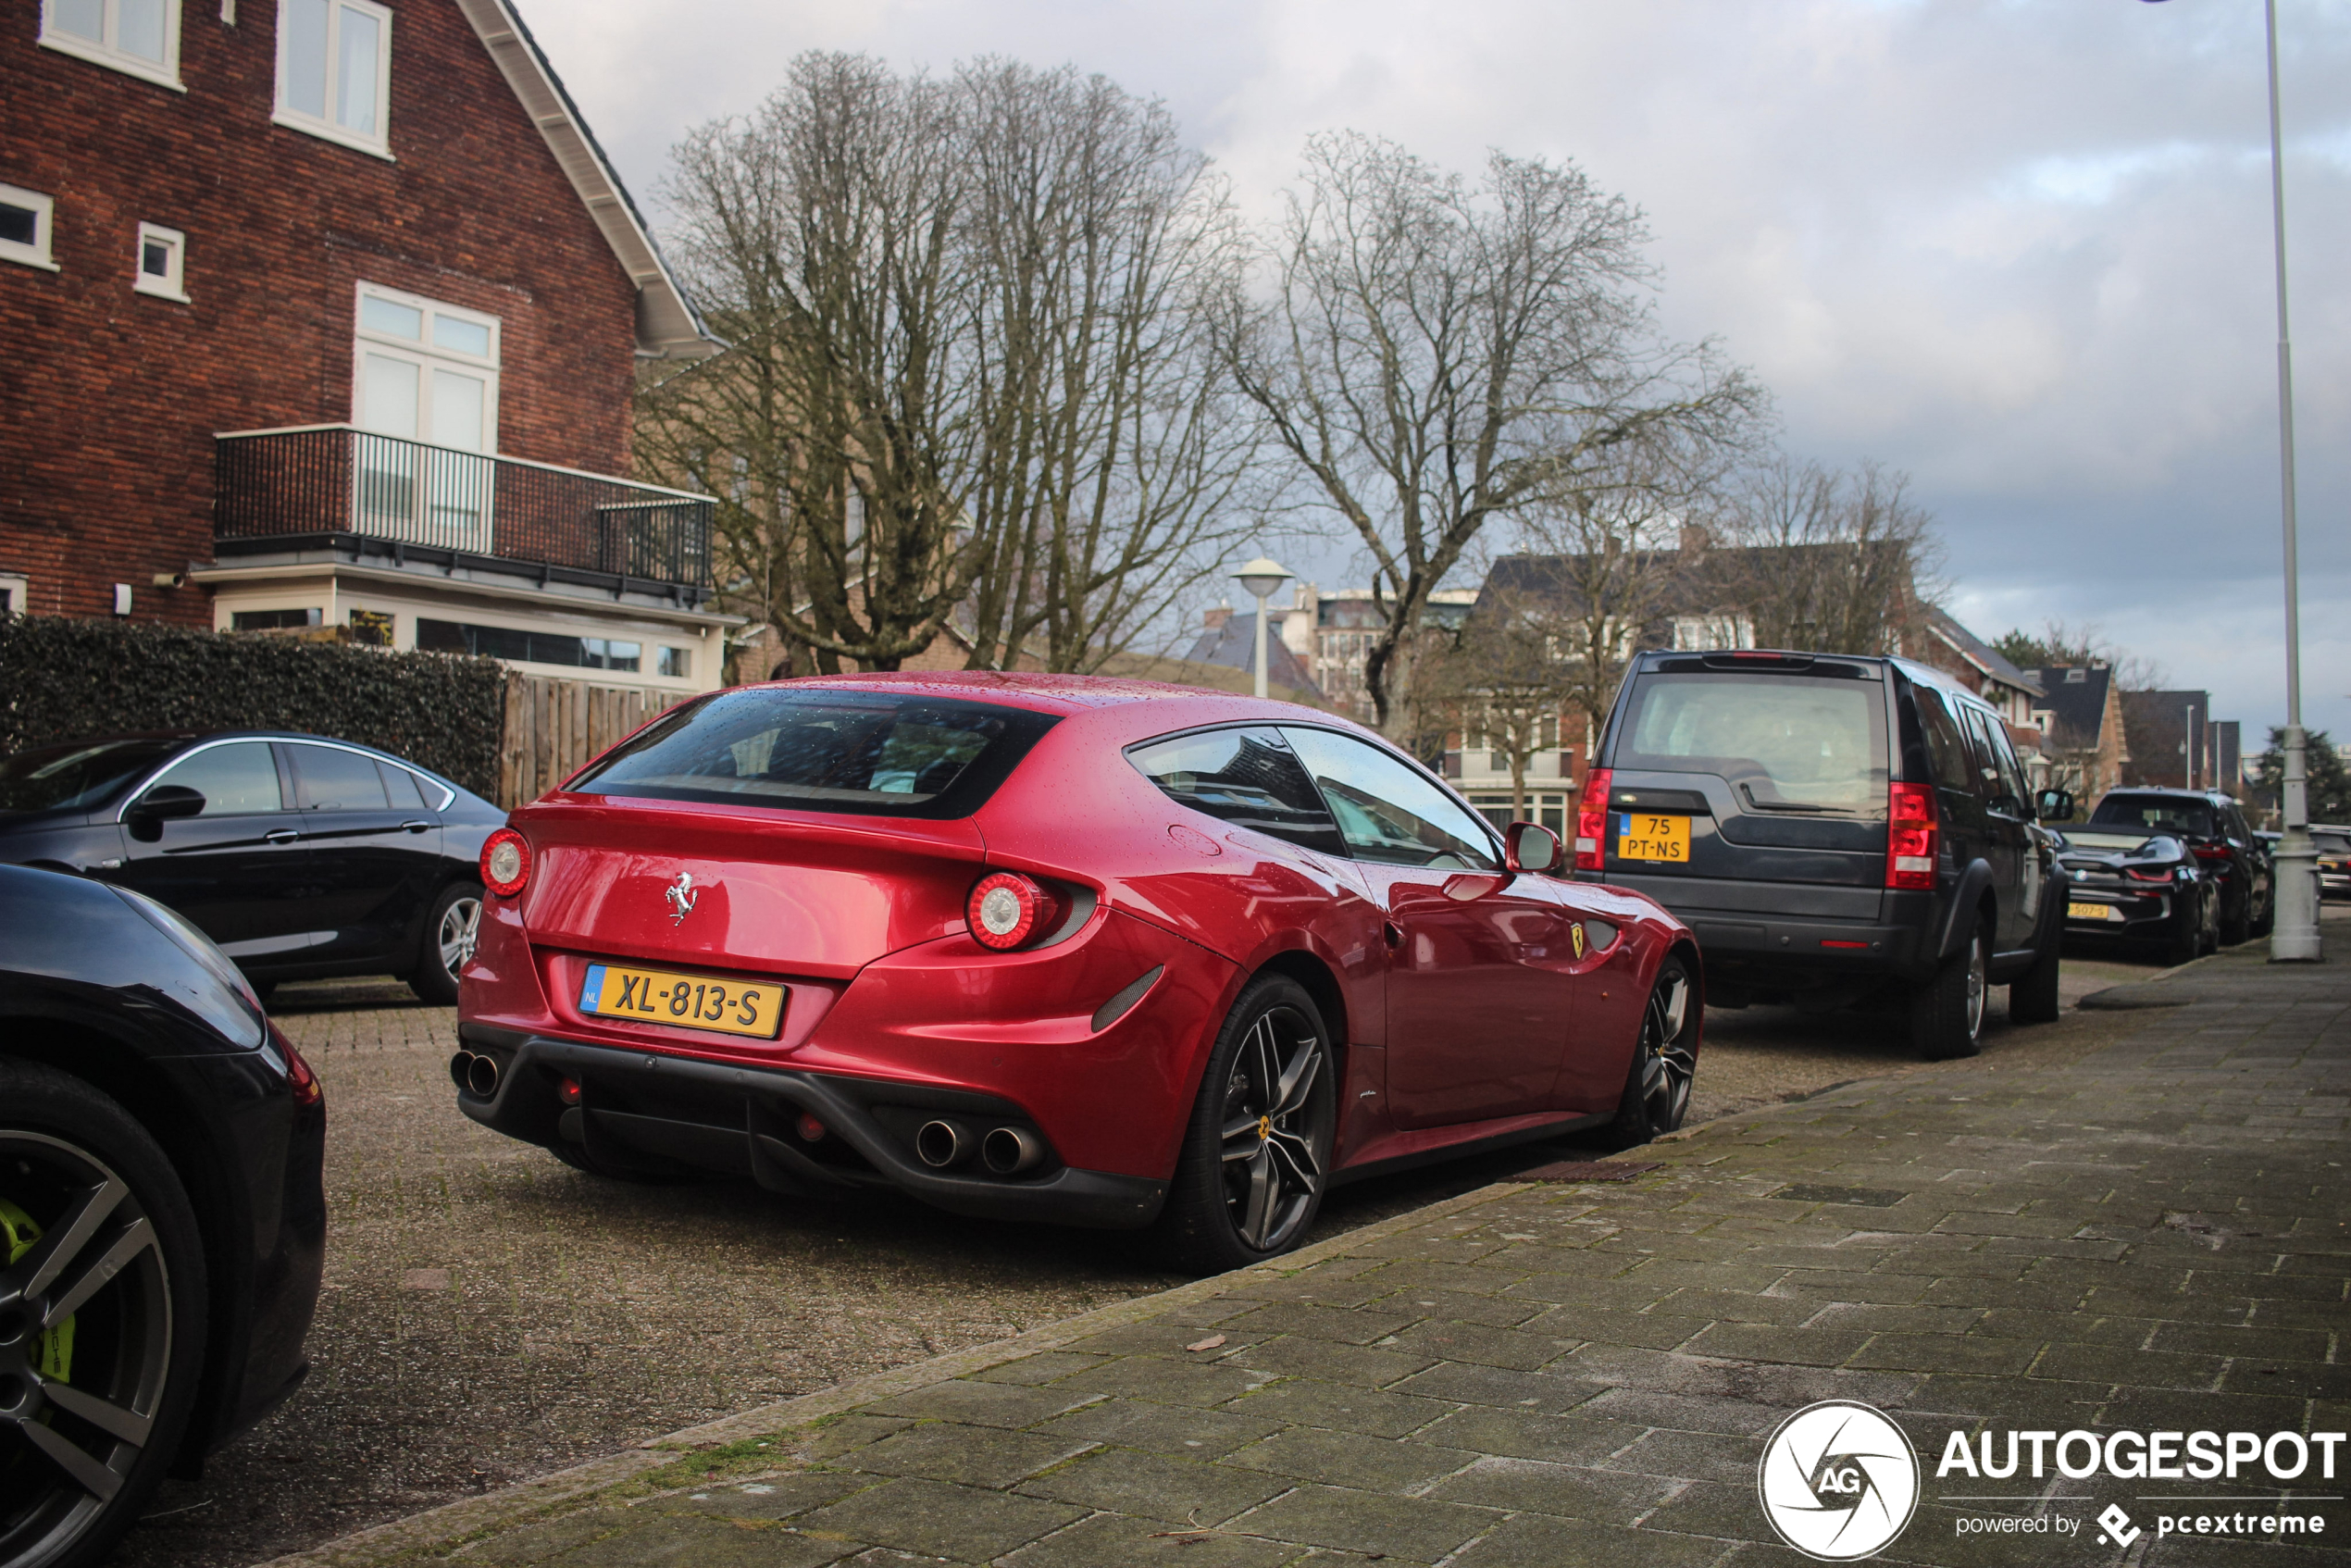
[1574, 767, 1612, 872]
[1887, 782, 1937, 890]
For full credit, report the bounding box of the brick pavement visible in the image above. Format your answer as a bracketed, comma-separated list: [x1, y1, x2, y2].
[271, 941, 2348, 1568]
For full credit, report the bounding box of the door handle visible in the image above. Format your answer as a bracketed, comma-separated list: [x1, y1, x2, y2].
[263, 828, 301, 844]
[402, 819, 432, 833]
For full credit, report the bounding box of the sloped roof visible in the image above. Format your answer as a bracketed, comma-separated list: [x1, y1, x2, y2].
[2027, 666, 2116, 752]
[453, 0, 720, 359]
[1184, 613, 1325, 697]
[1926, 607, 2044, 697]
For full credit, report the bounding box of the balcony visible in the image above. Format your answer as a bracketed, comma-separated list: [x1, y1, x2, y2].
[213, 425, 716, 599]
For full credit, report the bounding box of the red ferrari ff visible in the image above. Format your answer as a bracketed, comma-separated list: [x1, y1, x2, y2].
[452, 675, 1698, 1270]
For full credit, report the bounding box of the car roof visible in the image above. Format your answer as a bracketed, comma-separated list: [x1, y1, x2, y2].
[733, 671, 1334, 722]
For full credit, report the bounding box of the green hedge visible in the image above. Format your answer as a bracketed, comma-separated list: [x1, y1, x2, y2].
[0, 617, 506, 799]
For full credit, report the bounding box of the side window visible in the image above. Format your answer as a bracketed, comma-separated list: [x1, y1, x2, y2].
[1283, 728, 1500, 871]
[1981, 716, 2029, 815]
[1910, 690, 1976, 796]
[148, 742, 286, 815]
[379, 761, 427, 810]
[292, 744, 389, 810]
[1126, 728, 1343, 855]
[1957, 708, 2004, 798]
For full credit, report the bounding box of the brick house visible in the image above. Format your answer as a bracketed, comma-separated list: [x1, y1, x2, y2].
[2028, 665, 2132, 803]
[1, 0, 731, 699]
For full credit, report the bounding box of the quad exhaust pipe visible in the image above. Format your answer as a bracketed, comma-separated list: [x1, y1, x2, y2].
[448, 1051, 501, 1098]
[915, 1118, 1046, 1175]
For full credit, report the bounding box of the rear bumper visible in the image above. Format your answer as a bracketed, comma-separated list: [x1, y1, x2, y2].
[456, 1030, 1169, 1229]
[2060, 888, 2188, 942]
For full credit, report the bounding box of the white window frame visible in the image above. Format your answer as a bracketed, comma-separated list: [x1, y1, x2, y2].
[0, 574, 28, 616]
[351, 282, 502, 452]
[0, 184, 59, 272]
[39, 0, 184, 91]
[132, 221, 189, 302]
[272, 0, 394, 160]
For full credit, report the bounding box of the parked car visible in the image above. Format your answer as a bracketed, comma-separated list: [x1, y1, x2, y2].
[1576, 649, 2066, 1061]
[2313, 826, 2351, 900]
[2050, 823, 2219, 964]
[450, 675, 1699, 1272]
[2070, 788, 2272, 943]
[0, 732, 506, 1002]
[1, 861, 325, 1568]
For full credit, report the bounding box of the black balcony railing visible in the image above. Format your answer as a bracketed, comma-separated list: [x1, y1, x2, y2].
[214, 425, 715, 591]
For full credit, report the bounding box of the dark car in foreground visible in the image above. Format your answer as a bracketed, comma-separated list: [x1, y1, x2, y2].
[453, 675, 1699, 1272]
[2051, 822, 2218, 964]
[1, 862, 325, 1568]
[0, 732, 505, 1002]
[2069, 788, 2271, 943]
[1578, 650, 2065, 1061]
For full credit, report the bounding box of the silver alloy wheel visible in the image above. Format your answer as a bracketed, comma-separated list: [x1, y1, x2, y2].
[1637, 965, 1698, 1130]
[0, 1131, 174, 1568]
[1218, 1007, 1325, 1252]
[437, 895, 482, 980]
[1964, 933, 1987, 1040]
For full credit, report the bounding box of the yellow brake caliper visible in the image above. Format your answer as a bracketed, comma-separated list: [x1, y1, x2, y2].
[1, 1198, 75, 1386]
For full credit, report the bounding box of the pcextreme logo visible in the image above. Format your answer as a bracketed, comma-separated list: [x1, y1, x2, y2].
[1757, 1400, 1922, 1562]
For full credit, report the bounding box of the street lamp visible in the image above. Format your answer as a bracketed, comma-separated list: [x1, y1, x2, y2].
[1233, 556, 1292, 700]
[2143, 0, 2320, 960]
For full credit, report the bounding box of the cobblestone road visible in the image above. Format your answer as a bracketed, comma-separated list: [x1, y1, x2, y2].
[108, 933, 2245, 1566]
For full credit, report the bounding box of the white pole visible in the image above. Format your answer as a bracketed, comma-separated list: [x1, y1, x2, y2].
[1253, 604, 1270, 700]
[2263, 0, 2320, 961]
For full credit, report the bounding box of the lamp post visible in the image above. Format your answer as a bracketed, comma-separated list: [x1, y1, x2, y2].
[2142, 0, 2319, 959]
[1233, 556, 1293, 700]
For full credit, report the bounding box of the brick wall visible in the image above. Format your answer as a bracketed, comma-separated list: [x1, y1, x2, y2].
[0, 0, 641, 626]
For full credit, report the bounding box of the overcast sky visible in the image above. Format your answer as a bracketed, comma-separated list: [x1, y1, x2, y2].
[531, 0, 2350, 748]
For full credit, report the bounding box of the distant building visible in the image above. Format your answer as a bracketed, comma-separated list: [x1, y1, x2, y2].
[2028, 666, 2132, 802]
[1184, 605, 1325, 699]
[1187, 583, 1478, 726]
[2121, 690, 2242, 795]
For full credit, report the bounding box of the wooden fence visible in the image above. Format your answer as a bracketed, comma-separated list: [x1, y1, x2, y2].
[499, 673, 681, 808]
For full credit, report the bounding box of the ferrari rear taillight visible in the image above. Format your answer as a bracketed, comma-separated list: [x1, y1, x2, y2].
[968, 871, 1050, 951]
[1886, 781, 1937, 890]
[1574, 767, 1612, 872]
[481, 828, 531, 897]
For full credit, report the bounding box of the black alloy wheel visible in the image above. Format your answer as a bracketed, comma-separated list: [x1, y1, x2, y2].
[2, 1062, 207, 1568]
[1154, 976, 1335, 1273]
[409, 882, 484, 1006]
[1598, 955, 1699, 1150]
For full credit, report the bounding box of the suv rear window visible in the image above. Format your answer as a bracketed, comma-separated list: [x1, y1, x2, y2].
[2090, 794, 2215, 838]
[567, 690, 1060, 819]
[1612, 672, 1887, 814]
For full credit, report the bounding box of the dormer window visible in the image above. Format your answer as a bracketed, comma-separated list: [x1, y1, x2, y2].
[40, 0, 183, 91]
[274, 0, 393, 158]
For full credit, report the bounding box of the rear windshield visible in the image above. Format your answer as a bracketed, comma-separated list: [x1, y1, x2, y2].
[1611, 673, 1887, 814]
[2090, 795, 2214, 838]
[566, 689, 1060, 819]
[0, 738, 181, 815]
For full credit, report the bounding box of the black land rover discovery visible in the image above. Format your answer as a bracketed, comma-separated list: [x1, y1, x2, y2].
[1578, 650, 2068, 1060]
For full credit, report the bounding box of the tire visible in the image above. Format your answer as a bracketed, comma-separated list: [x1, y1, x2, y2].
[1594, 955, 1700, 1151]
[2008, 897, 2063, 1027]
[1151, 975, 1336, 1275]
[2163, 892, 2204, 967]
[1, 1059, 210, 1568]
[2219, 878, 2250, 947]
[1911, 917, 1987, 1061]
[407, 882, 483, 1006]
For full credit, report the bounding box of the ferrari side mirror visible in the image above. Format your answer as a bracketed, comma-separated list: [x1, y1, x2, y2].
[1505, 821, 1563, 875]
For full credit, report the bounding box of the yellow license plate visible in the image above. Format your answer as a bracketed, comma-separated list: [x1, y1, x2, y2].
[1616, 812, 1691, 863]
[2067, 901, 2122, 923]
[577, 963, 787, 1039]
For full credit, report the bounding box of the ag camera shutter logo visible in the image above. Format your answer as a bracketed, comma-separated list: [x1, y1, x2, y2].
[1757, 1400, 1922, 1561]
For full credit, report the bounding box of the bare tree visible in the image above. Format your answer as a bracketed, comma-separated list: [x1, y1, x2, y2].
[1708, 458, 1942, 657]
[1424, 587, 1579, 820]
[639, 55, 1254, 676]
[1227, 131, 1760, 737]
[1992, 620, 2169, 692]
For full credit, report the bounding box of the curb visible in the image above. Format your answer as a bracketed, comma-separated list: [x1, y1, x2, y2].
[255, 1177, 1547, 1567]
